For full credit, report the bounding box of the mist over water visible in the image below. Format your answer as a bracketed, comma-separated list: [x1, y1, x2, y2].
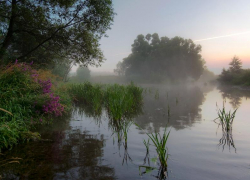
[1, 83, 250, 180]
[1, 1, 250, 180]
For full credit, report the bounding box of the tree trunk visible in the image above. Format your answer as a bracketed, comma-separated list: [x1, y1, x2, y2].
[0, 0, 17, 60]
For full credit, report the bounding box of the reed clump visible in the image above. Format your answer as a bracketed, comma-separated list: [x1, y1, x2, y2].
[147, 127, 170, 169]
[215, 106, 237, 152]
[67, 82, 104, 112]
[104, 83, 143, 120]
[138, 125, 170, 179]
[68, 82, 143, 120]
[217, 107, 237, 131]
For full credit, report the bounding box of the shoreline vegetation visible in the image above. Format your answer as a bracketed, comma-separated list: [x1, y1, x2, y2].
[218, 56, 250, 87]
[0, 62, 143, 152]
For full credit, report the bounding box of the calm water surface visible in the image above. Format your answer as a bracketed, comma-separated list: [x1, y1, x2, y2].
[1, 85, 250, 180]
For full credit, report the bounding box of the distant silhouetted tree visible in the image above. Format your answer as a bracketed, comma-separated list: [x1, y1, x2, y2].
[76, 66, 91, 81]
[114, 61, 125, 76]
[218, 56, 250, 85]
[115, 33, 204, 82]
[229, 56, 242, 73]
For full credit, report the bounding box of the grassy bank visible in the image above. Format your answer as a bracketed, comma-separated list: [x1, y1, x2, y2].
[0, 63, 143, 152]
[0, 62, 70, 152]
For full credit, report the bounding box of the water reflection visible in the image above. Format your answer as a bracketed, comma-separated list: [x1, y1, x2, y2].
[218, 85, 250, 109]
[135, 85, 205, 132]
[73, 103, 103, 120]
[214, 115, 236, 153]
[217, 127, 236, 152]
[0, 117, 116, 180]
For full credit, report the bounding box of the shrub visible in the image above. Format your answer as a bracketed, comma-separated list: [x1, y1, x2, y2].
[0, 60, 69, 151]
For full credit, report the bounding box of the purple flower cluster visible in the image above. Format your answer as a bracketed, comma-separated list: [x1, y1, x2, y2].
[31, 70, 39, 82]
[13, 59, 39, 82]
[13, 60, 65, 117]
[39, 79, 52, 94]
[14, 59, 32, 72]
[42, 93, 64, 116]
[39, 79, 64, 116]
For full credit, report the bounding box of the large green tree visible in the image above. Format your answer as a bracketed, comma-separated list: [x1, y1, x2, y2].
[0, 0, 115, 67]
[115, 33, 204, 82]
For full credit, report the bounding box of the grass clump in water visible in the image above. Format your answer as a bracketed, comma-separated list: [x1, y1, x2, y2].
[67, 82, 104, 113]
[214, 106, 237, 152]
[68, 82, 143, 120]
[137, 124, 170, 179]
[105, 83, 143, 120]
[147, 127, 170, 171]
[216, 107, 237, 132]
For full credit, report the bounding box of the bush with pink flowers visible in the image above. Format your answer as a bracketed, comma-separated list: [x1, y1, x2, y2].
[0, 60, 71, 151]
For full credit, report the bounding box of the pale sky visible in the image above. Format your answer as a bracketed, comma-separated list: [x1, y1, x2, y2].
[89, 0, 250, 74]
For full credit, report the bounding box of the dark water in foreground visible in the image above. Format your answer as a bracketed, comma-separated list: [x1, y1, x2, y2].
[1, 85, 250, 180]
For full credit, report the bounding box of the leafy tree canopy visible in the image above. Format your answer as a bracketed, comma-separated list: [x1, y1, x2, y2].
[76, 65, 90, 81]
[115, 33, 205, 82]
[0, 0, 115, 67]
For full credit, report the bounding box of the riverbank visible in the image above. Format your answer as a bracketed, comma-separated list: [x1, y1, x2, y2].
[0, 63, 143, 152]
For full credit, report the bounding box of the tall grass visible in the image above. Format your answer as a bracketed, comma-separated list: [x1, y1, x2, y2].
[67, 82, 143, 120]
[137, 125, 170, 179]
[215, 106, 237, 152]
[105, 83, 143, 120]
[67, 82, 103, 112]
[147, 127, 170, 169]
[217, 107, 237, 131]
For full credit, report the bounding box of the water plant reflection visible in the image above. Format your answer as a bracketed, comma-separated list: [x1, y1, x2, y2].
[137, 124, 170, 179]
[68, 82, 143, 121]
[214, 106, 237, 152]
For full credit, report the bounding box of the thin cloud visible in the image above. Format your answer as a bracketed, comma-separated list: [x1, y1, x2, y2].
[194, 31, 250, 42]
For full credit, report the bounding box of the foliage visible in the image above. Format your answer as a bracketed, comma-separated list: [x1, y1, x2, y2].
[76, 66, 91, 82]
[137, 124, 170, 179]
[67, 82, 104, 112]
[216, 107, 237, 132]
[146, 127, 170, 169]
[0, 61, 71, 152]
[67, 82, 143, 120]
[114, 33, 205, 82]
[214, 106, 237, 152]
[114, 61, 124, 76]
[218, 56, 250, 86]
[104, 83, 143, 120]
[229, 56, 242, 73]
[51, 59, 73, 81]
[0, 0, 115, 67]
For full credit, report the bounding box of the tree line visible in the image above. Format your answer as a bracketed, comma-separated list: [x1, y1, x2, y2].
[114, 33, 205, 82]
[218, 56, 250, 86]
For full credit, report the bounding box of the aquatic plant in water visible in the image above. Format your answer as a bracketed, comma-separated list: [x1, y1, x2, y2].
[147, 127, 170, 171]
[216, 107, 237, 132]
[137, 124, 170, 179]
[105, 83, 143, 120]
[214, 106, 237, 152]
[68, 82, 143, 120]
